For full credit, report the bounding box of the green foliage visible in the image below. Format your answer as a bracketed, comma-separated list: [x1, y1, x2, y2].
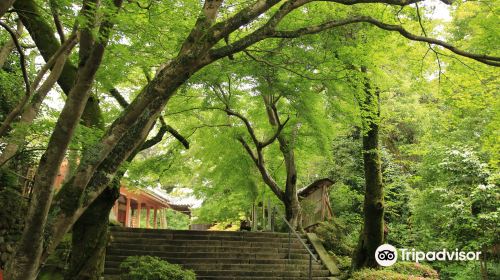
[0, 0, 498, 279]
[351, 262, 439, 280]
[434, 261, 500, 280]
[314, 219, 356, 257]
[120, 256, 196, 280]
[164, 209, 190, 230]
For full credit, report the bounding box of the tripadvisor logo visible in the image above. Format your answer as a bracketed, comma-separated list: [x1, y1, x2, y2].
[375, 244, 482, 267]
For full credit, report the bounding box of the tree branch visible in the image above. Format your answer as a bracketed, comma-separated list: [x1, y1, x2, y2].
[164, 123, 190, 149]
[271, 16, 500, 66]
[211, 15, 499, 67]
[236, 136, 285, 201]
[236, 136, 258, 164]
[0, 20, 30, 95]
[109, 88, 130, 108]
[49, 0, 66, 43]
[108, 88, 189, 149]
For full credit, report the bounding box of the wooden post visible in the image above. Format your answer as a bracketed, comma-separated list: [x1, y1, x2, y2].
[153, 208, 158, 229]
[137, 200, 142, 228]
[267, 198, 272, 231]
[114, 199, 119, 220]
[125, 196, 131, 227]
[252, 203, 257, 231]
[146, 207, 150, 228]
[262, 196, 265, 231]
[164, 209, 168, 229]
[159, 209, 163, 229]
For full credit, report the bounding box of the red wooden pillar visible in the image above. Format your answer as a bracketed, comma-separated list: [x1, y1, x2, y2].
[125, 196, 131, 227]
[114, 199, 119, 219]
[153, 208, 158, 229]
[136, 200, 142, 228]
[146, 207, 150, 229]
[159, 209, 164, 229]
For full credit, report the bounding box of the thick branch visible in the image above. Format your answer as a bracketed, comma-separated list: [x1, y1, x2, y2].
[108, 88, 189, 149]
[223, 107, 287, 149]
[323, 0, 423, 5]
[237, 136, 284, 201]
[180, 0, 224, 53]
[271, 16, 500, 66]
[224, 106, 286, 200]
[212, 15, 499, 67]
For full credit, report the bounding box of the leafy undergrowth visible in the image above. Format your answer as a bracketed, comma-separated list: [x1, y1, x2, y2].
[120, 255, 196, 280]
[351, 262, 439, 280]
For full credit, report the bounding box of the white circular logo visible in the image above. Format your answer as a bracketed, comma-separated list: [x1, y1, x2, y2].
[375, 244, 398, 266]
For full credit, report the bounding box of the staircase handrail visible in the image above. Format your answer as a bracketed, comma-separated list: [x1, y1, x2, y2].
[280, 215, 318, 262]
[278, 213, 318, 280]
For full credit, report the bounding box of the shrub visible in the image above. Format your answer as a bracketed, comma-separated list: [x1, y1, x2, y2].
[314, 219, 355, 256]
[120, 256, 196, 280]
[351, 269, 428, 280]
[351, 262, 439, 280]
[389, 262, 438, 279]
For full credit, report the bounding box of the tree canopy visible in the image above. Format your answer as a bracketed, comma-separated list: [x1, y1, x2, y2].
[0, 0, 498, 279]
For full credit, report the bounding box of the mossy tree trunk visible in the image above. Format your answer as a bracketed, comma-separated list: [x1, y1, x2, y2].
[65, 98, 181, 279]
[352, 81, 384, 270]
[65, 186, 119, 280]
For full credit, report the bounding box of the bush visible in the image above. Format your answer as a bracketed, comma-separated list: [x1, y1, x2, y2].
[351, 269, 427, 280]
[314, 219, 355, 256]
[351, 262, 439, 280]
[389, 262, 439, 279]
[120, 256, 196, 280]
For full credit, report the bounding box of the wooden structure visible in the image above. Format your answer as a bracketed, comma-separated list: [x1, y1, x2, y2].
[112, 187, 191, 229]
[247, 178, 334, 232]
[298, 178, 334, 230]
[49, 159, 191, 229]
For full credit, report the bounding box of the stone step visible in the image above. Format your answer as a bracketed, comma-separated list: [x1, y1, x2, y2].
[109, 236, 309, 248]
[105, 255, 322, 265]
[105, 276, 335, 280]
[194, 270, 331, 277]
[106, 248, 316, 260]
[108, 244, 310, 254]
[104, 268, 330, 277]
[196, 277, 336, 280]
[110, 233, 307, 244]
[105, 260, 324, 271]
[105, 228, 332, 279]
[110, 227, 301, 238]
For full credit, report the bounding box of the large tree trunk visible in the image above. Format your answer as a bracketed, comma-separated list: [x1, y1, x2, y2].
[65, 185, 119, 280]
[352, 86, 384, 270]
[4, 1, 123, 279]
[65, 111, 172, 279]
[280, 136, 301, 229]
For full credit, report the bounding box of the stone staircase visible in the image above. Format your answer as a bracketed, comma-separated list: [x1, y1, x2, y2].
[104, 227, 337, 279]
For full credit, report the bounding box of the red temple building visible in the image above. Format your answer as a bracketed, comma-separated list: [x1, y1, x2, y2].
[51, 159, 191, 229]
[112, 186, 191, 229]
